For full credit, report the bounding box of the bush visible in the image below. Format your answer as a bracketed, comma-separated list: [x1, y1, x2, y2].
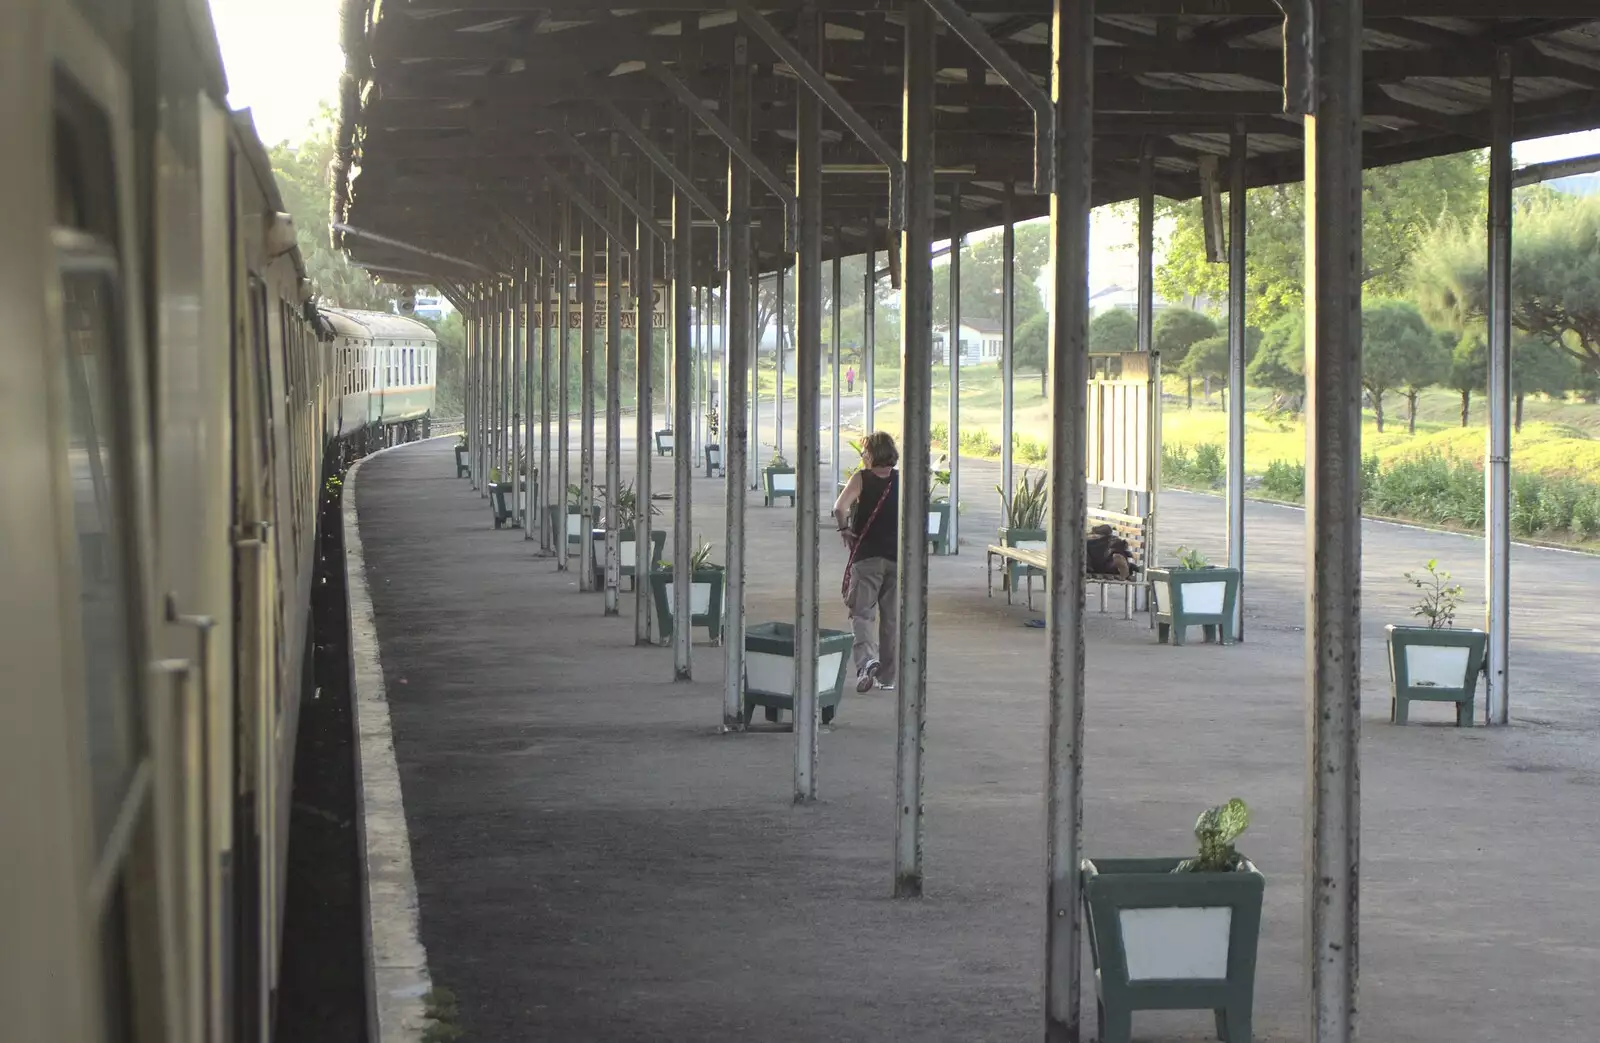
[1014, 434, 1049, 465]
[960, 427, 1002, 457]
[1261, 459, 1305, 501]
[1162, 442, 1225, 490]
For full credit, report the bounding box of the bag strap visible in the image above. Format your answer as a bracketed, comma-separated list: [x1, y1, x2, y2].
[842, 471, 895, 599]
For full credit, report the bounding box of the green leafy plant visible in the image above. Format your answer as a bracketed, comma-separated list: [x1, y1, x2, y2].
[1174, 798, 1251, 874]
[324, 474, 343, 498]
[1404, 558, 1464, 630]
[566, 483, 586, 506]
[768, 452, 791, 470]
[662, 540, 719, 573]
[1174, 545, 1210, 570]
[421, 986, 464, 1043]
[488, 466, 502, 485]
[841, 437, 866, 483]
[455, 431, 468, 447]
[614, 480, 660, 532]
[997, 469, 1048, 529]
[705, 404, 720, 441]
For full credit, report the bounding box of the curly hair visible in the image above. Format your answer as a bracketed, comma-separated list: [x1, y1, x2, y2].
[861, 431, 899, 468]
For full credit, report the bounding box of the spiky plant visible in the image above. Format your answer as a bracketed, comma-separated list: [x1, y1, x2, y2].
[1174, 798, 1251, 873]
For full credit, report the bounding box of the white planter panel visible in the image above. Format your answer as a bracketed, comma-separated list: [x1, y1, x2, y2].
[662, 581, 713, 616]
[1406, 644, 1471, 688]
[566, 513, 583, 540]
[1183, 580, 1226, 615]
[621, 540, 636, 569]
[927, 511, 942, 536]
[659, 435, 675, 451]
[591, 535, 605, 567]
[1119, 906, 1232, 981]
[1154, 581, 1172, 613]
[746, 651, 792, 696]
[1015, 539, 1046, 552]
[744, 650, 847, 697]
[773, 472, 796, 493]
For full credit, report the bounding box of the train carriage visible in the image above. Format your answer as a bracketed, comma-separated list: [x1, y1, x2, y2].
[0, 1, 394, 1041]
[322, 307, 438, 450]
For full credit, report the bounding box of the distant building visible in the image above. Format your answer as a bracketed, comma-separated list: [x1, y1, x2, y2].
[933, 317, 1005, 367]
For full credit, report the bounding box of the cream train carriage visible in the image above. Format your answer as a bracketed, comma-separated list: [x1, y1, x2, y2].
[1, 0, 346, 1041]
[322, 307, 438, 449]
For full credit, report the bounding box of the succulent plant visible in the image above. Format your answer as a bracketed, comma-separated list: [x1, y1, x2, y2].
[1174, 797, 1251, 874]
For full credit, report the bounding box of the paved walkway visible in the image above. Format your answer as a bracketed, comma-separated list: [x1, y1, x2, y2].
[354, 436, 1600, 1043]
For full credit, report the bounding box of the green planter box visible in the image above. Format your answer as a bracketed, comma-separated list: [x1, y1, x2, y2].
[649, 567, 726, 644]
[999, 526, 1047, 592]
[655, 429, 675, 456]
[617, 528, 667, 590]
[1082, 857, 1265, 1043]
[741, 622, 853, 726]
[928, 500, 953, 555]
[1386, 625, 1487, 726]
[705, 443, 723, 477]
[546, 503, 590, 555]
[1150, 566, 1241, 646]
[453, 443, 469, 478]
[488, 482, 513, 528]
[763, 464, 796, 507]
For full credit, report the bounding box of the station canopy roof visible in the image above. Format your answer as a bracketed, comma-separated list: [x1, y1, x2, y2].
[335, 2, 1600, 285]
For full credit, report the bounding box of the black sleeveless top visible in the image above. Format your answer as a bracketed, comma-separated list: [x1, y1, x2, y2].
[851, 469, 899, 562]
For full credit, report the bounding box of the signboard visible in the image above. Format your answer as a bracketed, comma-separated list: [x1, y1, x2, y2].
[530, 281, 668, 330]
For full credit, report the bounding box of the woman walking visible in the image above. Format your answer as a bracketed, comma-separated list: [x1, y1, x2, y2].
[832, 431, 898, 692]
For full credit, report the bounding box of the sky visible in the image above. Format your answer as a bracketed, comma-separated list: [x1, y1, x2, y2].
[208, 0, 343, 146]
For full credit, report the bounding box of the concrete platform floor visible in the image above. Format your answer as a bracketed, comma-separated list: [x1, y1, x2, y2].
[354, 435, 1600, 1043]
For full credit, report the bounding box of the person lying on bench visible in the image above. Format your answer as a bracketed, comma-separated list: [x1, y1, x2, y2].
[1086, 523, 1136, 579]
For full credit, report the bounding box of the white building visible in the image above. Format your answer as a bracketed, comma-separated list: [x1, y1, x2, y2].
[933, 317, 1005, 367]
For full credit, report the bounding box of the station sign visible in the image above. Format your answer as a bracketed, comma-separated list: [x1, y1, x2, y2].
[530, 281, 668, 330]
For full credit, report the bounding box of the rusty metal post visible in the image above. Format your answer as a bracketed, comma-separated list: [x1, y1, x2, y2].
[1485, 50, 1514, 725]
[580, 208, 598, 593]
[792, 3, 823, 802]
[947, 179, 962, 554]
[605, 135, 624, 616]
[1304, 0, 1363, 1038]
[1045, 0, 1090, 1035]
[894, 2, 935, 899]
[864, 256, 876, 432]
[672, 101, 695, 679]
[635, 132, 657, 644]
[723, 30, 754, 729]
[1002, 185, 1016, 501]
[557, 200, 572, 572]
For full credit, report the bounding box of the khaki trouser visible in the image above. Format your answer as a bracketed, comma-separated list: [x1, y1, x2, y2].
[845, 555, 898, 685]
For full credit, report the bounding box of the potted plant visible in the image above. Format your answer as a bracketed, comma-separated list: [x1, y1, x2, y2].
[488, 454, 534, 529]
[1081, 798, 1265, 1043]
[741, 621, 854, 726]
[649, 541, 726, 644]
[927, 454, 953, 555]
[1149, 546, 1240, 646]
[704, 405, 722, 477]
[763, 452, 796, 507]
[592, 481, 665, 590]
[996, 469, 1047, 593]
[837, 437, 865, 498]
[655, 428, 675, 456]
[1387, 559, 1487, 726]
[453, 432, 469, 478]
[546, 483, 592, 556]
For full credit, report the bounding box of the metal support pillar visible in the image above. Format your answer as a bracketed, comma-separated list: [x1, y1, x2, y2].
[894, 3, 935, 900]
[1304, 0, 1363, 1039]
[1135, 146, 1156, 606]
[580, 210, 598, 593]
[672, 103, 695, 680]
[864, 257, 876, 432]
[557, 201, 572, 572]
[947, 179, 962, 554]
[466, 287, 478, 487]
[1227, 126, 1247, 641]
[1485, 50, 1513, 726]
[751, 270, 762, 489]
[474, 285, 485, 490]
[635, 142, 657, 644]
[1001, 185, 1015, 500]
[1045, 0, 1090, 1035]
[539, 249, 554, 551]
[776, 263, 786, 459]
[723, 30, 753, 730]
[832, 243, 842, 488]
[695, 285, 705, 466]
[522, 259, 537, 537]
[512, 263, 525, 525]
[792, 4, 823, 803]
[604, 136, 624, 617]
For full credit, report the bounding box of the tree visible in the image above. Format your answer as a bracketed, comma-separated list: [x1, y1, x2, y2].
[1449, 330, 1488, 427]
[1246, 311, 1305, 414]
[267, 106, 398, 310]
[1361, 299, 1439, 433]
[1412, 193, 1600, 379]
[1013, 312, 1049, 396]
[1157, 152, 1487, 328]
[1397, 324, 1451, 434]
[1089, 308, 1139, 353]
[1152, 307, 1217, 408]
[1513, 333, 1576, 431]
[1181, 328, 1261, 409]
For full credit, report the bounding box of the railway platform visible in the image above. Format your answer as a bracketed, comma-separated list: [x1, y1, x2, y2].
[349, 435, 1600, 1043]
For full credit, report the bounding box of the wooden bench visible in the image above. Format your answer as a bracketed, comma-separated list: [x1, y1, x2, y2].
[984, 508, 1152, 619]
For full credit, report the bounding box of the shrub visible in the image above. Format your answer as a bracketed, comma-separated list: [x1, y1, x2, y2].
[1014, 434, 1049, 464]
[1260, 459, 1305, 501]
